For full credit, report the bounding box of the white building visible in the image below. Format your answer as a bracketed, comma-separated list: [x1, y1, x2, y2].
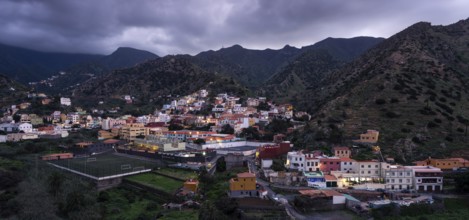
[67, 113, 80, 124]
[357, 161, 390, 180]
[305, 157, 321, 172]
[18, 123, 33, 133]
[261, 159, 273, 169]
[286, 151, 306, 171]
[385, 166, 413, 191]
[199, 89, 208, 98]
[212, 105, 225, 112]
[340, 158, 357, 172]
[0, 135, 6, 143]
[408, 166, 443, 192]
[22, 133, 39, 140]
[60, 97, 71, 106]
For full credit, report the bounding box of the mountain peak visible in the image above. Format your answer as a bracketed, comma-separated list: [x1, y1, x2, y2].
[110, 47, 157, 57]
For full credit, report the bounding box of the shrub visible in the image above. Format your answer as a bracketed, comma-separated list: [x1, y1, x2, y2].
[401, 128, 411, 133]
[375, 99, 386, 105]
[427, 121, 439, 128]
[406, 121, 415, 126]
[390, 98, 399, 103]
[457, 128, 465, 133]
[434, 118, 442, 123]
[386, 111, 400, 118]
[445, 136, 453, 142]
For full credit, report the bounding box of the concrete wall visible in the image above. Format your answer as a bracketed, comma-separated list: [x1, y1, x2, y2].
[201, 141, 273, 150]
[333, 195, 346, 204]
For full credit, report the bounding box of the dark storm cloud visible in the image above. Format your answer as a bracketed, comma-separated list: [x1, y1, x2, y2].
[0, 0, 467, 55]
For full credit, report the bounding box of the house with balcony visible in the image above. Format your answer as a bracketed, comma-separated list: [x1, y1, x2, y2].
[408, 166, 443, 192]
[384, 166, 413, 191]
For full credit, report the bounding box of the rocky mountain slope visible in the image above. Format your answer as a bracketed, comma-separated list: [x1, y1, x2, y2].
[0, 74, 28, 108]
[73, 56, 248, 105]
[35, 47, 159, 94]
[294, 19, 469, 163]
[260, 37, 384, 102]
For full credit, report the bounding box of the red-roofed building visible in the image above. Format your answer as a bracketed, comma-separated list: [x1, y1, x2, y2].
[298, 189, 345, 205]
[146, 122, 166, 128]
[319, 158, 341, 173]
[257, 141, 292, 159]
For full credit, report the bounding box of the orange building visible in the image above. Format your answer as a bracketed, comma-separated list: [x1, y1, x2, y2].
[183, 179, 199, 193]
[358, 130, 379, 143]
[414, 157, 469, 170]
[229, 172, 257, 197]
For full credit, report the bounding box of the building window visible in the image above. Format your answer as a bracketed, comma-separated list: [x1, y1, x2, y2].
[361, 165, 364, 168]
[368, 171, 371, 174]
[375, 165, 378, 168]
[368, 165, 371, 168]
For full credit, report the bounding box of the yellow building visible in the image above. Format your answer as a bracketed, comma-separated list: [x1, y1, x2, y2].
[229, 172, 257, 197]
[98, 130, 116, 140]
[333, 146, 351, 158]
[414, 157, 469, 170]
[358, 130, 379, 143]
[183, 179, 199, 193]
[120, 123, 147, 141]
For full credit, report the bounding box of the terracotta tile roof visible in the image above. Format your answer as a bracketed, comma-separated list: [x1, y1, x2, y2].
[340, 158, 356, 162]
[324, 175, 337, 181]
[333, 146, 350, 151]
[237, 172, 256, 178]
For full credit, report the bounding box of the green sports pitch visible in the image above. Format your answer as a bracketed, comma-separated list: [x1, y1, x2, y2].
[48, 153, 157, 178]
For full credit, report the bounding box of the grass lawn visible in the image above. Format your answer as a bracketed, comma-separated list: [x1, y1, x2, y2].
[126, 173, 183, 194]
[154, 167, 198, 180]
[49, 152, 157, 177]
[159, 210, 199, 220]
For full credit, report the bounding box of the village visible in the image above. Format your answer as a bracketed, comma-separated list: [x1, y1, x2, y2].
[1, 89, 468, 219]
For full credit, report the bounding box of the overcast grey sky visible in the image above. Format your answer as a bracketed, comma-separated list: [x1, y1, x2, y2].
[0, 0, 468, 55]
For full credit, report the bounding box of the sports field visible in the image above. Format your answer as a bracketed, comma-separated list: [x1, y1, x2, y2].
[49, 153, 157, 178]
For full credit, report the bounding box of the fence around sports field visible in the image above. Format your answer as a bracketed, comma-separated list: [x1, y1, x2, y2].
[48, 152, 156, 180]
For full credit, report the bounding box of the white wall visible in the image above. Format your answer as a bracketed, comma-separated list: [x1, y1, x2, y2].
[333, 195, 346, 204]
[201, 141, 273, 150]
[261, 159, 273, 169]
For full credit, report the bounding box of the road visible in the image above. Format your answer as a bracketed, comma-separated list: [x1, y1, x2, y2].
[247, 159, 307, 220]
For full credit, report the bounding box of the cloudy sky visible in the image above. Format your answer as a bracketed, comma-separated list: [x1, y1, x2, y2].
[0, 0, 468, 56]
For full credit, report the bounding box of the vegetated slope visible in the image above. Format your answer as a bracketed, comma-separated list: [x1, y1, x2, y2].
[260, 37, 384, 102]
[73, 56, 248, 105]
[193, 44, 302, 88]
[296, 19, 469, 163]
[0, 74, 28, 108]
[0, 43, 101, 83]
[35, 47, 159, 94]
